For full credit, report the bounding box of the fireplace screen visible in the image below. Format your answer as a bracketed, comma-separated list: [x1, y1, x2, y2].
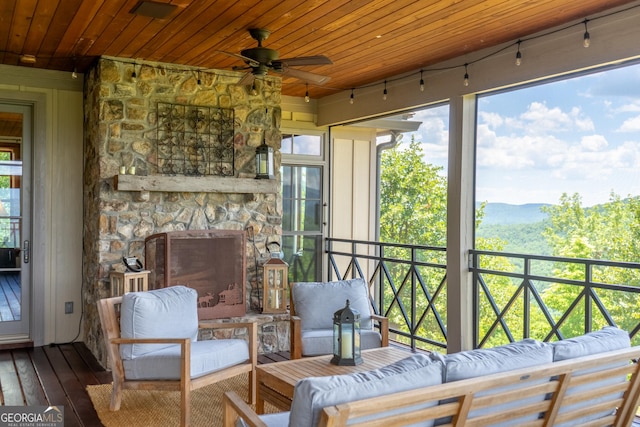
[144, 230, 246, 319]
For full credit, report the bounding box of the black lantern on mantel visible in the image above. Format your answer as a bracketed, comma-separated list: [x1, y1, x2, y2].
[331, 299, 363, 366]
[255, 140, 274, 179]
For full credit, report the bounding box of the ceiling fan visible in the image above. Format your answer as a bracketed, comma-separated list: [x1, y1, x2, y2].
[222, 28, 332, 87]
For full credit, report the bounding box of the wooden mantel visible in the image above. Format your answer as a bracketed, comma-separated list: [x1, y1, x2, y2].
[114, 174, 279, 194]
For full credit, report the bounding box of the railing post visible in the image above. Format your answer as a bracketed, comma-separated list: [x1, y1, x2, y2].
[585, 261, 592, 333]
[378, 244, 384, 317]
[524, 256, 531, 339]
[411, 247, 417, 351]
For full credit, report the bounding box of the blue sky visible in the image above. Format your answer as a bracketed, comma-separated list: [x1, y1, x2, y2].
[402, 62, 640, 207]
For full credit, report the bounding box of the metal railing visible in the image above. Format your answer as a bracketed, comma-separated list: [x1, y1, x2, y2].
[326, 238, 448, 352]
[325, 238, 640, 352]
[470, 249, 640, 347]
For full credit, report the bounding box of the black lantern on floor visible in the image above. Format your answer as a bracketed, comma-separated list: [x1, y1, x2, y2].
[255, 139, 274, 179]
[331, 299, 362, 366]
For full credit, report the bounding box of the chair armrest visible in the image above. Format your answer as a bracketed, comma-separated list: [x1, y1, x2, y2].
[290, 315, 302, 359]
[223, 391, 268, 427]
[371, 314, 389, 347]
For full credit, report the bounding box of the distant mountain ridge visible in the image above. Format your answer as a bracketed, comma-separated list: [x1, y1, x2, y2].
[478, 203, 550, 225]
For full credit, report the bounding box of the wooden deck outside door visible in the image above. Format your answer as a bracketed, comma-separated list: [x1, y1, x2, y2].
[0, 103, 31, 342]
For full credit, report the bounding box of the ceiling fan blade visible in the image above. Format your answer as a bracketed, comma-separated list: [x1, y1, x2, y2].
[236, 72, 255, 86]
[279, 67, 331, 85]
[217, 51, 260, 67]
[275, 55, 333, 67]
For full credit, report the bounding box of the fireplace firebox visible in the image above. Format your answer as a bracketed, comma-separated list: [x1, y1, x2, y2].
[144, 230, 246, 319]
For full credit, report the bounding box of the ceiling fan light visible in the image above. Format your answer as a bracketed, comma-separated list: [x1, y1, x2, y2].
[19, 54, 36, 64]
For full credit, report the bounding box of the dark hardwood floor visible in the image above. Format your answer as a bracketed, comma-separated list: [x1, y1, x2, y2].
[0, 341, 290, 426]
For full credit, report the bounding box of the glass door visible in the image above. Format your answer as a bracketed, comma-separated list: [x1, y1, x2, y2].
[0, 103, 31, 340]
[281, 165, 324, 282]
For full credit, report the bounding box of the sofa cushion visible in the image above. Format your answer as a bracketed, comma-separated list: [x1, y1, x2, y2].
[430, 339, 553, 426]
[120, 286, 199, 360]
[300, 329, 382, 357]
[288, 353, 443, 427]
[550, 327, 631, 427]
[123, 338, 249, 380]
[551, 326, 630, 361]
[292, 278, 373, 330]
[432, 338, 552, 382]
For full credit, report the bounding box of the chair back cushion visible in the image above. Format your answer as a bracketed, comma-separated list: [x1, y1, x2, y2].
[120, 286, 199, 359]
[292, 278, 373, 330]
[289, 354, 443, 427]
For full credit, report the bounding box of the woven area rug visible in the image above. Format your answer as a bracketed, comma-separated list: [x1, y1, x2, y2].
[88, 373, 275, 427]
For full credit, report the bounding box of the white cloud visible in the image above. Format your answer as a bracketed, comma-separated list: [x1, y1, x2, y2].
[617, 115, 640, 132]
[519, 102, 573, 133]
[580, 135, 608, 151]
[478, 111, 503, 129]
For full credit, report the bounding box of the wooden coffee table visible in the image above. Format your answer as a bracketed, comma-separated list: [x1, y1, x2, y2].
[255, 346, 414, 414]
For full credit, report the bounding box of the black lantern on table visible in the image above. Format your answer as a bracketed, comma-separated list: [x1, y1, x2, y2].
[331, 299, 362, 366]
[255, 139, 274, 179]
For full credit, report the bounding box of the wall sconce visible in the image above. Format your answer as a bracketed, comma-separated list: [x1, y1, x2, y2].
[255, 139, 274, 179]
[331, 299, 362, 366]
[261, 242, 288, 313]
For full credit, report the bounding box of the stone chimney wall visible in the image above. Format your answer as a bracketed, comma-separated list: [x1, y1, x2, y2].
[83, 58, 287, 366]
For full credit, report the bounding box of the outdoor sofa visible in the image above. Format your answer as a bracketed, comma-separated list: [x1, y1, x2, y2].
[224, 326, 640, 426]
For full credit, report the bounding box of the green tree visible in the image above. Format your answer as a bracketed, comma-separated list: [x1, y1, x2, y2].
[379, 140, 523, 350]
[540, 193, 640, 339]
[380, 138, 447, 246]
[379, 139, 448, 350]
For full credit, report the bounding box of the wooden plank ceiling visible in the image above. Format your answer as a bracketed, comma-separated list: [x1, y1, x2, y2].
[0, 0, 637, 99]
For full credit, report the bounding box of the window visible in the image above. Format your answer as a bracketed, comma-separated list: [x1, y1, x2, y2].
[281, 134, 322, 157]
[476, 62, 640, 261]
[281, 132, 326, 282]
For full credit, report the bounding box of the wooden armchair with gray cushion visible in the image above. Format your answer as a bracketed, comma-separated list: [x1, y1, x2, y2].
[289, 278, 389, 359]
[97, 285, 257, 427]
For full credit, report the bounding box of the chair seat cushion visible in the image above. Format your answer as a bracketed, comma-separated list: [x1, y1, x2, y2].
[289, 353, 443, 427]
[292, 279, 373, 330]
[123, 339, 249, 380]
[120, 286, 199, 359]
[301, 329, 382, 357]
[236, 412, 290, 427]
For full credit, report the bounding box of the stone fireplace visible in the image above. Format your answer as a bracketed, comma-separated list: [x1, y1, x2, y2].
[82, 58, 289, 366]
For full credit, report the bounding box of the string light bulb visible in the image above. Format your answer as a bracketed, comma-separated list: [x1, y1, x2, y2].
[350, 88, 354, 104]
[305, 83, 310, 103]
[463, 64, 470, 86]
[131, 65, 137, 82]
[383, 80, 388, 100]
[515, 41, 522, 66]
[583, 19, 591, 48]
[197, 70, 201, 85]
[71, 66, 78, 79]
[419, 70, 425, 92]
